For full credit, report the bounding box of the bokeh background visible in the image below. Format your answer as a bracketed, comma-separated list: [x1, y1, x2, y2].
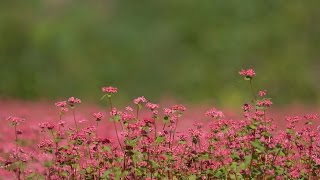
[1, 0, 320, 108]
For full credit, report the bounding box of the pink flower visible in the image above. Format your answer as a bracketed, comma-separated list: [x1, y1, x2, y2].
[171, 104, 186, 112]
[134, 96, 147, 105]
[304, 114, 318, 120]
[7, 116, 25, 126]
[242, 103, 252, 111]
[125, 106, 133, 112]
[93, 112, 103, 121]
[55, 101, 67, 107]
[39, 122, 55, 130]
[146, 102, 159, 110]
[258, 90, 267, 97]
[164, 108, 174, 116]
[102, 86, 118, 94]
[256, 99, 273, 107]
[239, 68, 256, 79]
[206, 108, 224, 119]
[110, 107, 121, 116]
[58, 121, 66, 127]
[67, 97, 81, 106]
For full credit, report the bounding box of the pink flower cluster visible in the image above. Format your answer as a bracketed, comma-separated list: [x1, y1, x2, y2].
[102, 86, 118, 94]
[93, 112, 104, 121]
[239, 68, 256, 78]
[205, 107, 224, 119]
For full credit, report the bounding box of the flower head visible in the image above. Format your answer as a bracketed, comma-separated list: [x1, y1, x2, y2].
[134, 96, 147, 105]
[93, 112, 104, 121]
[239, 68, 256, 79]
[205, 108, 224, 119]
[146, 102, 159, 110]
[7, 116, 25, 126]
[258, 90, 267, 97]
[67, 97, 81, 107]
[55, 101, 67, 107]
[102, 86, 118, 94]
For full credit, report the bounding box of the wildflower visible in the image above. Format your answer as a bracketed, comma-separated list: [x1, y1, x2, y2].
[205, 108, 224, 119]
[285, 116, 301, 124]
[38, 139, 54, 149]
[121, 112, 135, 122]
[134, 96, 147, 105]
[171, 104, 186, 112]
[256, 99, 273, 107]
[55, 101, 67, 107]
[242, 103, 252, 111]
[193, 122, 204, 129]
[67, 97, 81, 107]
[102, 86, 118, 94]
[16, 129, 23, 135]
[93, 112, 103, 121]
[46, 122, 55, 130]
[39, 122, 55, 130]
[110, 107, 121, 116]
[58, 121, 66, 127]
[164, 108, 174, 116]
[258, 90, 267, 97]
[146, 102, 159, 110]
[303, 114, 318, 120]
[125, 106, 133, 112]
[239, 68, 256, 79]
[7, 116, 25, 126]
[177, 133, 188, 141]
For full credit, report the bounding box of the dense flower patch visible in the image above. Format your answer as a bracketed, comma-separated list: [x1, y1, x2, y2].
[0, 69, 319, 179]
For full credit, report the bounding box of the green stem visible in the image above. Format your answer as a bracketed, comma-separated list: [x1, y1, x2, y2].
[249, 79, 257, 101]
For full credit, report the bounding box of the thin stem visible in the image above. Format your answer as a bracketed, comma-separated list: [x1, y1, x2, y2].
[108, 97, 123, 150]
[136, 106, 139, 119]
[171, 118, 179, 150]
[249, 79, 257, 101]
[154, 120, 157, 140]
[96, 121, 99, 137]
[308, 137, 313, 180]
[14, 125, 21, 180]
[72, 108, 78, 130]
[14, 125, 18, 152]
[50, 130, 58, 162]
[113, 121, 123, 150]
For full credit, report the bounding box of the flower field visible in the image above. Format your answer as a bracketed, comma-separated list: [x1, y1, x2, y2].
[0, 69, 319, 179]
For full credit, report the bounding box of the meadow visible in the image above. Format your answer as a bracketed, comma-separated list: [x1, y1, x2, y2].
[0, 69, 319, 179]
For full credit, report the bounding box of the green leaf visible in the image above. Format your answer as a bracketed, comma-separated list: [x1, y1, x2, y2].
[43, 161, 53, 168]
[100, 94, 107, 100]
[155, 136, 165, 144]
[249, 124, 257, 130]
[241, 155, 252, 170]
[261, 131, 272, 137]
[251, 140, 265, 151]
[188, 175, 197, 180]
[102, 146, 111, 152]
[214, 170, 223, 178]
[86, 167, 93, 173]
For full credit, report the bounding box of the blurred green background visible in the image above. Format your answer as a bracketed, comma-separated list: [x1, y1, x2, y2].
[1, 0, 320, 107]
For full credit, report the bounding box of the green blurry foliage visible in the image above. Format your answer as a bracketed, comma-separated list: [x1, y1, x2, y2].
[0, 0, 320, 107]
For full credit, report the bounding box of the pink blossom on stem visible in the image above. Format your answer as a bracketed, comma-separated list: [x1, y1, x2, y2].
[239, 68, 256, 78]
[67, 97, 81, 106]
[205, 108, 224, 119]
[102, 86, 118, 94]
[258, 90, 267, 97]
[93, 112, 104, 121]
[134, 96, 147, 105]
